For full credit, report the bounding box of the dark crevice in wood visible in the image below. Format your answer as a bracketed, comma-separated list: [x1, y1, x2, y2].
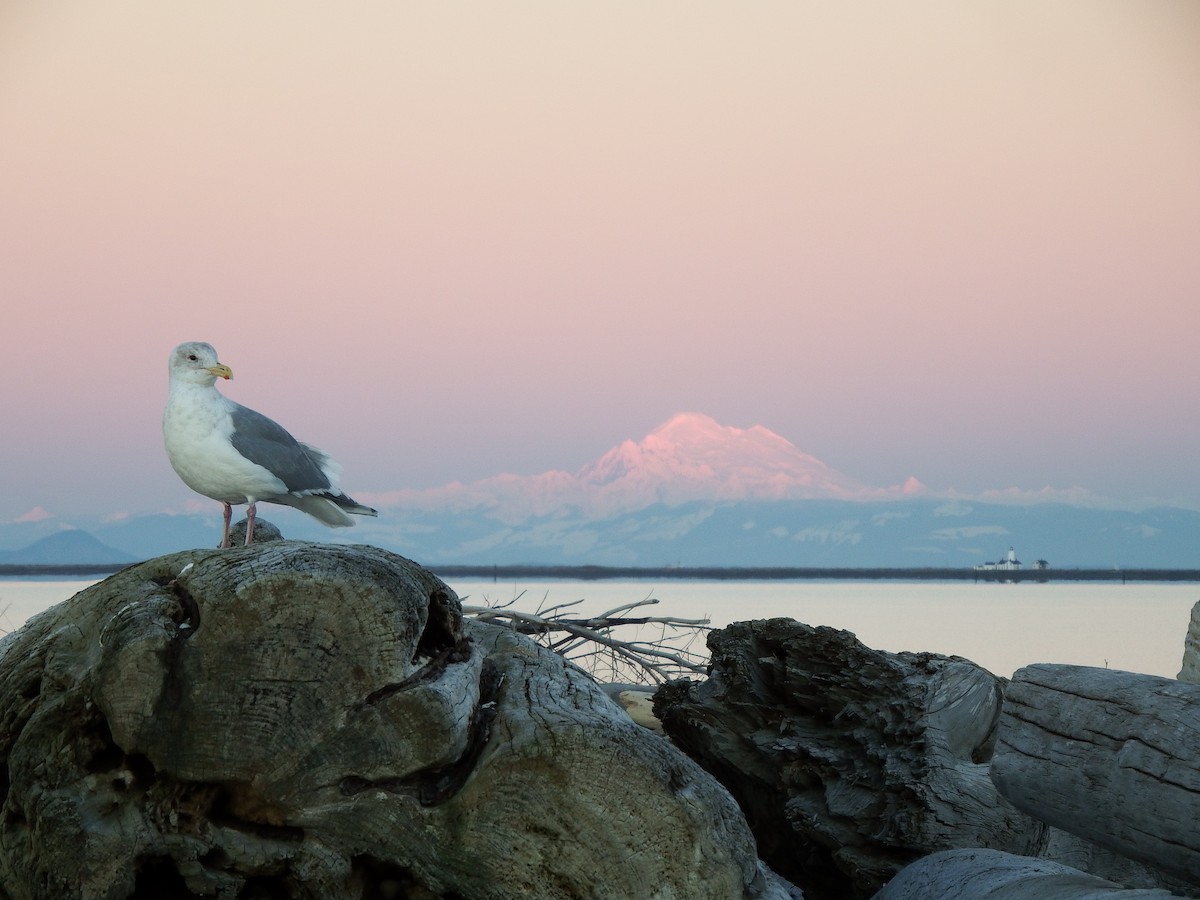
[343, 658, 503, 807]
[359, 638, 474, 709]
[131, 856, 200, 899]
[236, 873, 303, 899]
[413, 588, 464, 663]
[149, 572, 202, 638]
[207, 783, 305, 843]
[170, 580, 202, 639]
[351, 854, 464, 899]
[81, 707, 159, 796]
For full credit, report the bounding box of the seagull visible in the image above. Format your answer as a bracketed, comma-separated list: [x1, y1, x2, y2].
[163, 341, 378, 548]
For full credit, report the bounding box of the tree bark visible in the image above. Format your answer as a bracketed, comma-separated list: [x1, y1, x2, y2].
[653, 618, 1041, 900]
[991, 663, 1200, 888]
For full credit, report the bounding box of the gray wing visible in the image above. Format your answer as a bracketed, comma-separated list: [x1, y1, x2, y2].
[229, 404, 333, 494]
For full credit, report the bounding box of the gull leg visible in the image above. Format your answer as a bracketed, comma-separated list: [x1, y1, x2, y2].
[245, 503, 257, 546]
[220, 503, 233, 549]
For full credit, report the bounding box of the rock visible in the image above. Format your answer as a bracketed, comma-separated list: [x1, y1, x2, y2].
[0, 543, 790, 899]
[1178, 600, 1200, 683]
[874, 848, 1179, 899]
[653, 618, 1039, 900]
[990, 663, 1200, 889]
[227, 516, 284, 545]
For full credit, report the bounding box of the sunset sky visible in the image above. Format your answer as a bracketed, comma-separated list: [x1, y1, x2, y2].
[2, 1, 1198, 524]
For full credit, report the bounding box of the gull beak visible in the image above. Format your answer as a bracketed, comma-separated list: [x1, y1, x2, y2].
[208, 364, 234, 380]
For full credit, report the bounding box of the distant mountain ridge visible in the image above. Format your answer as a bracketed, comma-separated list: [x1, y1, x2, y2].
[0, 530, 136, 565]
[365, 412, 924, 523]
[4, 413, 1197, 568]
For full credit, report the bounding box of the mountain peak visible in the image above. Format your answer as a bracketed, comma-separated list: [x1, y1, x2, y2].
[576, 413, 866, 505]
[647, 411, 727, 440]
[365, 412, 914, 522]
[0, 529, 136, 565]
[644, 412, 801, 456]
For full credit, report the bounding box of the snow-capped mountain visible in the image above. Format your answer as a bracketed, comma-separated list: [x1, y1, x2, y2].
[5, 413, 1196, 568]
[365, 412, 924, 523]
[580, 412, 861, 495]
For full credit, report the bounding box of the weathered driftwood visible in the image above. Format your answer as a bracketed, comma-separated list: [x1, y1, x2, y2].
[0, 543, 792, 899]
[1178, 599, 1200, 683]
[652, 618, 1041, 900]
[990, 663, 1200, 888]
[874, 848, 1179, 899]
[1031, 827, 1199, 896]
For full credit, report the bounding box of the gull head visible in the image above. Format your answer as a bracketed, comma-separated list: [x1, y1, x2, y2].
[169, 342, 234, 385]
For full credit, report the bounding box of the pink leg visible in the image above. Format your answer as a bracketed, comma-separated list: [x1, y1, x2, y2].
[245, 503, 257, 546]
[221, 503, 233, 549]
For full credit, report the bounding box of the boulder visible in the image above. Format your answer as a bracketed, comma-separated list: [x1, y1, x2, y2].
[652, 618, 1040, 900]
[228, 516, 284, 545]
[0, 543, 791, 899]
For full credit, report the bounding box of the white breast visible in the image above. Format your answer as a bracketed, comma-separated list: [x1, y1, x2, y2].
[163, 383, 287, 504]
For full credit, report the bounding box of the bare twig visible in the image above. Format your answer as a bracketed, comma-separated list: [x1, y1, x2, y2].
[460, 593, 711, 685]
[536, 597, 586, 618]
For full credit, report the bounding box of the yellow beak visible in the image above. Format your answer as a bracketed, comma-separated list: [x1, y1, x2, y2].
[208, 364, 234, 380]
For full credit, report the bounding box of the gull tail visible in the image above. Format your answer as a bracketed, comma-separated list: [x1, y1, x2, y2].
[282, 492, 379, 528]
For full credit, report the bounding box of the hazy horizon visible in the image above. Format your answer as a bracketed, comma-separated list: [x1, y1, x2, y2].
[3, 2, 1198, 524]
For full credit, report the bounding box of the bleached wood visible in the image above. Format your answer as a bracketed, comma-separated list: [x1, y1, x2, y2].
[875, 848, 1178, 899]
[1178, 599, 1200, 683]
[991, 663, 1200, 887]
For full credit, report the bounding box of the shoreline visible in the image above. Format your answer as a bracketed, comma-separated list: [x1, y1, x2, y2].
[4, 562, 1199, 583]
[435, 565, 1200, 583]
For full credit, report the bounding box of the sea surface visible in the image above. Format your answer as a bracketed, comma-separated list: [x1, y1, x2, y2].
[2, 577, 1196, 680]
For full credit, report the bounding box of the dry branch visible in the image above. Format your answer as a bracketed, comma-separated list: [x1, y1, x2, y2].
[460, 595, 711, 684]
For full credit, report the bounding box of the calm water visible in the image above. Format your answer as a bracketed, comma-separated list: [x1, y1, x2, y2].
[2, 578, 1196, 679]
[0, 580, 101, 636]
[449, 579, 1199, 679]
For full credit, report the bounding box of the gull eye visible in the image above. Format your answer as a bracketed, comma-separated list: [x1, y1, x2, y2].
[187, 354, 198, 361]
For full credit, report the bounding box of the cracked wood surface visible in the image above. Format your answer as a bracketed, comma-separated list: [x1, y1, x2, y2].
[991, 663, 1200, 887]
[1179, 600, 1200, 684]
[652, 618, 1040, 900]
[875, 848, 1180, 899]
[0, 542, 789, 899]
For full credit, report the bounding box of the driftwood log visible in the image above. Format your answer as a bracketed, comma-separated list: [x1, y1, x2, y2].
[652, 618, 1042, 900]
[1179, 599, 1200, 683]
[874, 848, 1179, 899]
[991, 663, 1200, 889]
[0, 543, 793, 899]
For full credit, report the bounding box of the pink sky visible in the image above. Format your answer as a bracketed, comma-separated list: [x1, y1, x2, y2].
[2, 1, 1199, 522]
